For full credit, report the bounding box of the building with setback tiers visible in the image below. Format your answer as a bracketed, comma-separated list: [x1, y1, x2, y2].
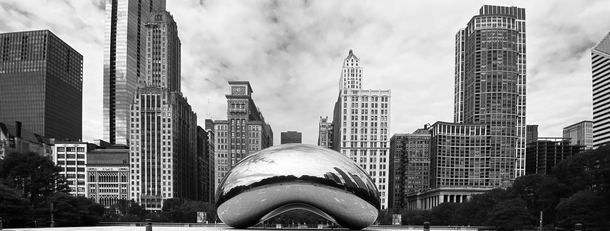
[103, 0, 166, 145]
[407, 5, 526, 209]
[332, 50, 391, 209]
[128, 9, 198, 210]
[213, 81, 273, 191]
[592, 31, 610, 148]
[0, 30, 82, 141]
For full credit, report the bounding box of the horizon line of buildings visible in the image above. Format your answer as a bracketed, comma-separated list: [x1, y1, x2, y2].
[2, 2, 610, 215]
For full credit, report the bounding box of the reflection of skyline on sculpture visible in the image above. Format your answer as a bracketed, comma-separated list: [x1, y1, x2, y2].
[217, 144, 378, 197]
[215, 144, 380, 229]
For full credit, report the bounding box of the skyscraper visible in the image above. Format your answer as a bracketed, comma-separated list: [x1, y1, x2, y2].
[0, 30, 83, 141]
[407, 5, 526, 210]
[592, 31, 610, 148]
[454, 5, 527, 178]
[128, 8, 199, 210]
[213, 81, 273, 191]
[280, 131, 302, 144]
[103, 0, 166, 145]
[332, 50, 391, 209]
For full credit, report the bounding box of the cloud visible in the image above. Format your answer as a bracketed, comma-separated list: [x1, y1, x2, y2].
[2, 0, 610, 144]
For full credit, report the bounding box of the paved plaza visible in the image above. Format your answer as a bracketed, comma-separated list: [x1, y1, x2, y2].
[4, 225, 482, 231]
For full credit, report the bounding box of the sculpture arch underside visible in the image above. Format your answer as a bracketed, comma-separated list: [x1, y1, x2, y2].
[215, 144, 380, 230]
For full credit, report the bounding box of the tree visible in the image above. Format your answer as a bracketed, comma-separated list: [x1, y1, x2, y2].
[0, 183, 32, 228]
[401, 209, 430, 225]
[556, 190, 608, 230]
[0, 152, 69, 201]
[491, 198, 534, 231]
[33, 193, 105, 227]
[427, 202, 457, 225]
[507, 174, 567, 226]
[105, 199, 147, 222]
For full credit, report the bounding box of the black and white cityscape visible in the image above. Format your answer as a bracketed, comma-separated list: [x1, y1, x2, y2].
[1, 1, 610, 230]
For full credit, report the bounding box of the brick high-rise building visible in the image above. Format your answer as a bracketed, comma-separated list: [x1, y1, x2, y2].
[0, 30, 82, 141]
[388, 127, 431, 209]
[592, 31, 610, 148]
[213, 81, 273, 191]
[332, 50, 391, 209]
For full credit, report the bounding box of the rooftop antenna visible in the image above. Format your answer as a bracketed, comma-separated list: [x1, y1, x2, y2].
[207, 99, 212, 119]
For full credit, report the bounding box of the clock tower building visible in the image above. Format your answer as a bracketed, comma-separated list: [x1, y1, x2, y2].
[213, 81, 273, 191]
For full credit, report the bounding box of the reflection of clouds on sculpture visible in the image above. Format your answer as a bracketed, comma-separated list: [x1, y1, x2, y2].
[215, 144, 380, 229]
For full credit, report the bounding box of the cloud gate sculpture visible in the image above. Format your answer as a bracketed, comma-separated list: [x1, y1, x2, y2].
[215, 144, 380, 229]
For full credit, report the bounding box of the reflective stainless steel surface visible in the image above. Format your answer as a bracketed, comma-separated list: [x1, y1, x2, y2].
[216, 144, 380, 229]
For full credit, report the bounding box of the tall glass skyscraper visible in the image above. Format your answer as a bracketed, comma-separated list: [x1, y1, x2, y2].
[592, 31, 610, 148]
[0, 30, 83, 141]
[103, 0, 166, 145]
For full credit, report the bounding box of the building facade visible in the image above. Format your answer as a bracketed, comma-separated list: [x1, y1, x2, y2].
[197, 124, 215, 203]
[388, 127, 431, 209]
[53, 141, 94, 197]
[280, 131, 302, 144]
[332, 50, 391, 209]
[526, 125, 539, 144]
[0, 121, 52, 159]
[214, 81, 273, 191]
[53, 140, 130, 207]
[86, 144, 130, 208]
[525, 137, 584, 175]
[406, 122, 507, 210]
[563, 120, 593, 150]
[592, 32, 610, 148]
[129, 87, 197, 210]
[103, 0, 166, 145]
[0, 30, 83, 141]
[318, 116, 333, 148]
[454, 5, 527, 178]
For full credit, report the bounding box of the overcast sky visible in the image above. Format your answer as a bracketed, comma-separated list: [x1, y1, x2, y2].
[1, 0, 609, 145]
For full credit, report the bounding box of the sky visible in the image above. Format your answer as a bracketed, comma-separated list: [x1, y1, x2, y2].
[1, 0, 609, 145]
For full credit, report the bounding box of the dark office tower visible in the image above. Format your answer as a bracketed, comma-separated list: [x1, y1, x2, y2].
[103, 0, 166, 145]
[281, 131, 302, 144]
[526, 137, 584, 175]
[592, 31, 610, 148]
[526, 125, 538, 144]
[0, 30, 82, 141]
[142, 10, 180, 91]
[454, 5, 527, 178]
